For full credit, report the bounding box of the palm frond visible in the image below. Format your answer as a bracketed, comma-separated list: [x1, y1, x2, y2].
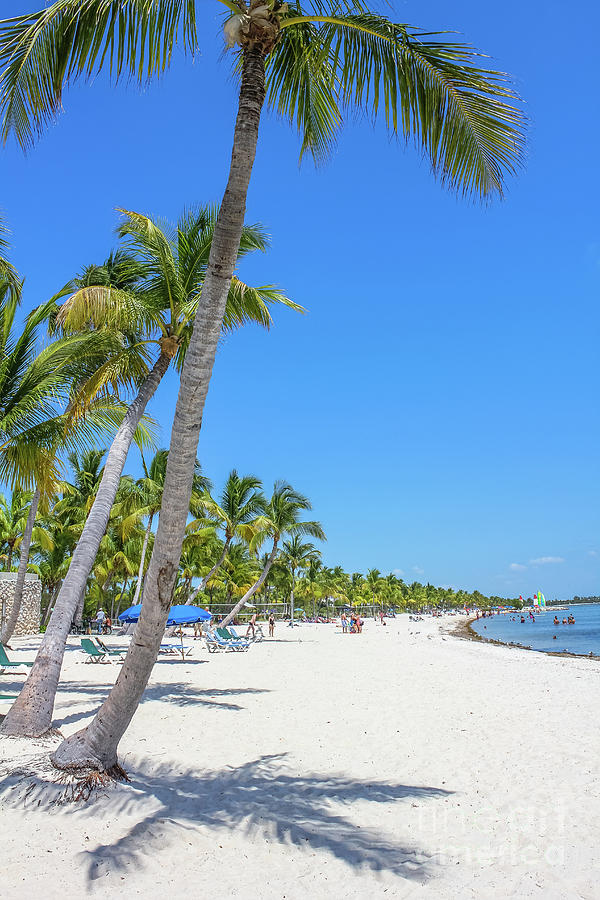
[0, 0, 197, 149]
[274, 1, 525, 196]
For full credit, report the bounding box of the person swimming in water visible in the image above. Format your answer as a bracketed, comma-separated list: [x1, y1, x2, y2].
[553, 616, 560, 626]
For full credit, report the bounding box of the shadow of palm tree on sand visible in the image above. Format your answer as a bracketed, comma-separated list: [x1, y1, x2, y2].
[75, 753, 452, 884]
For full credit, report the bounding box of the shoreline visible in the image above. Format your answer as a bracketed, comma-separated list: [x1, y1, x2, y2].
[449, 615, 600, 662]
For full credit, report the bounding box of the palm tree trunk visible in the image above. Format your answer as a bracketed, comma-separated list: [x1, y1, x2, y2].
[190, 537, 230, 602]
[221, 539, 278, 628]
[1, 351, 172, 738]
[42, 583, 60, 627]
[0, 487, 40, 645]
[50, 48, 268, 772]
[290, 568, 296, 627]
[132, 514, 153, 605]
[6, 544, 13, 572]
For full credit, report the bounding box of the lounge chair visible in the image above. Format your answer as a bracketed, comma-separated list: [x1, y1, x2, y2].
[80, 638, 117, 663]
[205, 629, 248, 653]
[0, 645, 34, 669]
[216, 628, 250, 650]
[95, 638, 128, 657]
[159, 643, 183, 655]
[220, 627, 251, 648]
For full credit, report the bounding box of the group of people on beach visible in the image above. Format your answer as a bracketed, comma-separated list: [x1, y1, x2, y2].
[340, 612, 363, 633]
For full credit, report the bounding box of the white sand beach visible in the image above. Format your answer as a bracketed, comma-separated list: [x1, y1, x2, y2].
[1, 617, 598, 899]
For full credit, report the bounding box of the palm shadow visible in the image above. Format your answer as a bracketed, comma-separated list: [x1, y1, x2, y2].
[76, 754, 452, 884]
[51, 683, 271, 728]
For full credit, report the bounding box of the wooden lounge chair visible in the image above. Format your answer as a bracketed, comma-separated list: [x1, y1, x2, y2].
[0, 645, 34, 670]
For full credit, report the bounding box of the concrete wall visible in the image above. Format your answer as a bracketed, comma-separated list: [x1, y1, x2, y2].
[0, 572, 41, 636]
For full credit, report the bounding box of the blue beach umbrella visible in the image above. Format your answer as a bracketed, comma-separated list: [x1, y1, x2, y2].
[118, 604, 211, 659]
[118, 604, 212, 625]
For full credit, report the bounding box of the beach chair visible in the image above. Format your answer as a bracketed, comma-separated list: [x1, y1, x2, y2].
[95, 638, 127, 658]
[0, 645, 34, 669]
[222, 626, 252, 647]
[80, 638, 112, 663]
[205, 629, 246, 652]
[216, 627, 250, 650]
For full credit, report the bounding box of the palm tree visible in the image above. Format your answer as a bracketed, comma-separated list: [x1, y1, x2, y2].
[366, 567, 383, 613]
[189, 470, 264, 601]
[219, 541, 261, 608]
[220, 481, 324, 627]
[128, 449, 211, 605]
[280, 535, 320, 625]
[55, 449, 107, 523]
[298, 555, 322, 619]
[2, 206, 296, 737]
[0, 490, 30, 573]
[12, 3, 525, 768]
[0, 264, 137, 645]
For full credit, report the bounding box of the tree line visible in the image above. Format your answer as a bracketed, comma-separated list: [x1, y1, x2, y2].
[0, 450, 517, 633]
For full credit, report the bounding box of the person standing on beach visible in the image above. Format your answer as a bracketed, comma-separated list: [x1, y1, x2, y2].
[95, 608, 105, 635]
[246, 613, 257, 639]
[268, 614, 275, 637]
[341, 612, 348, 633]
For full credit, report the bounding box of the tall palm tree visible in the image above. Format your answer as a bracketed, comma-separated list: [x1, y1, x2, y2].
[280, 535, 320, 624]
[189, 470, 264, 601]
[2, 206, 296, 737]
[8, 3, 526, 767]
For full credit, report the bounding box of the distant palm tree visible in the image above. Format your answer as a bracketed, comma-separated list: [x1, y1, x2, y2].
[299, 555, 323, 620]
[280, 535, 320, 625]
[220, 542, 261, 607]
[0, 490, 30, 573]
[0, 255, 137, 645]
[366, 568, 383, 611]
[189, 470, 264, 601]
[129, 449, 211, 605]
[220, 481, 325, 628]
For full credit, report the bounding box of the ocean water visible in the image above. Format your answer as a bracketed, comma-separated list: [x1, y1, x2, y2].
[470, 604, 600, 657]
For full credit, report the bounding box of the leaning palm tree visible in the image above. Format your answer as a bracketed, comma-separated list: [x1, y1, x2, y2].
[1, 206, 296, 737]
[4, 2, 526, 765]
[188, 470, 264, 601]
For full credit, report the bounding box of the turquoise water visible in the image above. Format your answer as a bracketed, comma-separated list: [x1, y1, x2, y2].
[470, 604, 600, 656]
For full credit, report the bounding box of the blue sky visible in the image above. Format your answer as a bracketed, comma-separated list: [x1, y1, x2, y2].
[2, 0, 598, 600]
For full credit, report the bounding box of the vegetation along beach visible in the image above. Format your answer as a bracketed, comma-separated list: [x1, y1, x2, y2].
[0, 0, 597, 897]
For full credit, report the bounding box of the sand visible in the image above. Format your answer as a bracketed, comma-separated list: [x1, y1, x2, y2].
[1, 616, 599, 899]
